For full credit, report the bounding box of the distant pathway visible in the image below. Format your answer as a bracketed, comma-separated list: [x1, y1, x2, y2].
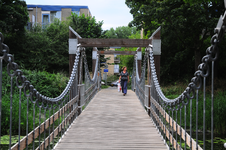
[55, 88, 167, 150]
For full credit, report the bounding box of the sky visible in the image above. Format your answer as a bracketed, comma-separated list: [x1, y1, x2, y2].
[24, 0, 134, 30]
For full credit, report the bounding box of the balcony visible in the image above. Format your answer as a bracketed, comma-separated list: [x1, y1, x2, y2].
[114, 57, 120, 64]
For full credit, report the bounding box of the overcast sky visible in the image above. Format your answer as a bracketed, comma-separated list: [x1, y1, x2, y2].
[24, 0, 133, 30]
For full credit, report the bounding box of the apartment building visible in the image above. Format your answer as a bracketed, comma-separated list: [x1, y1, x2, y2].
[27, 4, 91, 26]
[101, 47, 120, 77]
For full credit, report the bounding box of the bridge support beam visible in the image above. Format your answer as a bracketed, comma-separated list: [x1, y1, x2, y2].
[69, 27, 84, 117]
[145, 85, 151, 116]
[98, 71, 100, 91]
[78, 84, 84, 115]
[154, 56, 160, 83]
[133, 76, 136, 92]
[150, 28, 161, 83]
[69, 29, 78, 100]
[137, 47, 142, 78]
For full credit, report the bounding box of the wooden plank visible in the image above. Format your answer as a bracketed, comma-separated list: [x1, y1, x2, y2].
[78, 38, 152, 47]
[84, 87, 96, 104]
[149, 26, 161, 40]
[11, 96, 79, 150]
[154, 55, 161, 82]
[97, 51, 137, 55]
[150, 97, 203, 150]
[55, 88, 167, 150]
[149, 102, 181, 150]
[84, 84, 95, 95]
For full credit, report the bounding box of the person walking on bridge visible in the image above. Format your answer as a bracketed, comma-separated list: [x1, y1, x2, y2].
[119, 66, 129, 96]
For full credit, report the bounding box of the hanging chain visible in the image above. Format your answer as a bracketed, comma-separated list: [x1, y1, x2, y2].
[0, 32, 81, 109]
[82, 48, 99, 84]
[135, 49, 148, 85]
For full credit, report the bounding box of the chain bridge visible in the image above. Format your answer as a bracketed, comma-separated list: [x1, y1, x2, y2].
[1, 5, 226, 150]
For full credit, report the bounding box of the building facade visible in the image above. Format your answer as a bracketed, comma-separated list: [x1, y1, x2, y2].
[101, 47, 120, 77]
[27, 5, 91, 27]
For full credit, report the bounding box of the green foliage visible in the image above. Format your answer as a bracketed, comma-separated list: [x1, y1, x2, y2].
[70, 13, 105, 38]
[23, 70, 69, 97]
[3, 19, 70, 73]
[1, 135, 25, 144]
[115, 31, 145, 74]
[0, 0, 28, 35]
[101, 85, 109, 89]
[1, 68, 69, 135]
[162, 82, 226, 135]
[105, 26, 137, 39]
[3, 13, 106, 73]
[126, 0, 225, 83]
[183, 0, 221, 4]
[70, 13, 107, 70]
[106, 75, 118, 82]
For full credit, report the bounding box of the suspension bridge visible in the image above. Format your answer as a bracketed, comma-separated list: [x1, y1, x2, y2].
[0, 4, 226, 150]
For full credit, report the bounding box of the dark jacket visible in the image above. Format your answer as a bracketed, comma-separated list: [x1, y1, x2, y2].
[120, 71, 129, 81]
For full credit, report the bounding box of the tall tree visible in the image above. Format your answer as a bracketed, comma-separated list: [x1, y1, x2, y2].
[70, 13, 107, 71]
[126, 0, 225, 82]
[0, 0, 28, 35]
[2, 12, 106, 73]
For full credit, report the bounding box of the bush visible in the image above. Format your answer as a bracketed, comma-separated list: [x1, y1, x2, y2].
[1, 68, 69, 135]
[162, 82, 226, 135]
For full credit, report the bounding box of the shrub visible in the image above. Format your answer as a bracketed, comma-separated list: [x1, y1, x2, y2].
[1, 68, 69, 135]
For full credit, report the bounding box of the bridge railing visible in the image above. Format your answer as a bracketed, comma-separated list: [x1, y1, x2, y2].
[0, 26, 100, 149]
[133, 8, 226, 150]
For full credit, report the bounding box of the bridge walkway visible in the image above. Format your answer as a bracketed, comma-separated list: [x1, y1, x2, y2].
[54, 88, 167, 150]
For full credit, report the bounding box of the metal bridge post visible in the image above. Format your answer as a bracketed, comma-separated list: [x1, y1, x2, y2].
[136, 48, 142, 78]
[145, 85, 151, 115]
[133, 76, 136, 92]
[98, 71, 100, 91]
[151, 29, 161, 83]
[92, 47, 97, 78]
[147, 47, 151, 116]
[69, 29, 79, 99]
[78, 84, 85, 115]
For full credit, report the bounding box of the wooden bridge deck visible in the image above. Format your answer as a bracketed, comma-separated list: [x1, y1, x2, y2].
[54, 88, 167, 150]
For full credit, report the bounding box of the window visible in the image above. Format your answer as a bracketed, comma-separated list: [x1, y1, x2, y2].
[42, 14, 50, 29]
[114, 65, 119, 73]
[72, 10, 79, 16]
[42, 14, 49, 25]
[32, 15, 35, 25]
[50, 11, 61, 23]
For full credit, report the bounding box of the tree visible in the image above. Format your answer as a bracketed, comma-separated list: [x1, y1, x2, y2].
[105, 28, 118, 38]
[116, 31, 145, 73]
[0, 0, 29, 72]
[70, 13, 107, 71]
[0, 0, 28, 35]
[19, 19, 69, 72]
[2, 12, 106, 74]
[183, 0, 221, 4]
[105, 26, 138, 39]
[126, 0, 225, 82]
[105, 26, 141, 73]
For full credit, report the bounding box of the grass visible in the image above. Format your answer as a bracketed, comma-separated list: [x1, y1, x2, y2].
[1, 135, 25, 144]
[160, 79, 226, 149]
[101, 85, 109, 89]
